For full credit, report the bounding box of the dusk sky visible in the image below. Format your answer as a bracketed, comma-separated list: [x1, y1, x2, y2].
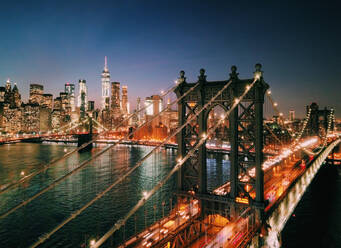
[0, 0, 340, 117]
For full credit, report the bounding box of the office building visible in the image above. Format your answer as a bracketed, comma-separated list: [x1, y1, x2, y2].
[101, 56, 110, 110]
[29, 84, 44, 105]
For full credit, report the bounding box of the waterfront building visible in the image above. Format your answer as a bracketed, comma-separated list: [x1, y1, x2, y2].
[0, 87, 5, 103]
[12, 84, 21, 108]
[3, 79, 21, 108]
[2, 105, 22, 134]
[54, 97, 62, 110]
[51, 109, 62, 130]
[111, 82, 120, 115]
[101, 56, 110, 110]
[4, 79, 12, 105]
[77, 79, 88, 110]
[39, 107, 51, 133]
[29, 84, 44, 105]
[5, 79, 11, 92]
[145, 95, 163, 127]
[65, 83, 75, 111]
[42, 94, 53, 109]
[21, 103, 40, 133]
[161, 98, 178, 133]
[60, 92, 71, 112]
[121, 85, 128, 115]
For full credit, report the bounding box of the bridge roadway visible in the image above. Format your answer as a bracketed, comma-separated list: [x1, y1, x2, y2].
[120, 139, 337, 248]
[119, 200, 200, 248]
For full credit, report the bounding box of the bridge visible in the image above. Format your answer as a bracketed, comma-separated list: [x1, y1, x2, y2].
[0, 64, 339, 248]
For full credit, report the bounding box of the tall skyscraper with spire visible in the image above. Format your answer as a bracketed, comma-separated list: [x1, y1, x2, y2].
[77, 79, 88, 111]
[101, 56, 110, 110]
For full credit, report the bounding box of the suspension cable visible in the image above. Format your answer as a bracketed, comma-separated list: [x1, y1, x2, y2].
[266, 91, 295, 137]
[265, 91, 323, 158]
[0, 83, 176, 196]
[0, 82, 200, 221]
[293, 107, 311, 145]
[92, 79, 257, 247]
[52, 119, 78, 133]
[28, 80, 232, 248]
[264, 124, 284, 146]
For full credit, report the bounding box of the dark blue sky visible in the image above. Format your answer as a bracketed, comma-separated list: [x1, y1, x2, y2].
[0, 0, 340, 117]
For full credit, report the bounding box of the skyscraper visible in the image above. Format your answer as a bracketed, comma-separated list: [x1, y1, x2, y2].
[289, 110, 295, 121]
[101, 56, 110, 110]
[78, 79, 88, 111]
[145, 95, 163, 127]
[111, 82, 120, 113]
[42, 94, 53, 109]
[65, 83, 75, 112]
[29, 84, 44, 105]
[121, 85, 128, 115]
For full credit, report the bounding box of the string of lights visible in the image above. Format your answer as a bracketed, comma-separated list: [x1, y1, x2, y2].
[266, 90, 294, 137]
[0, 81, 178, 196]
[29, 79, 234, 248]
[1, 80, 200, 224]
[92, 78, 258, 248]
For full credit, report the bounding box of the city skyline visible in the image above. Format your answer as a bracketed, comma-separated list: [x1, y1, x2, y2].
[0, 2, 340, 248]
[0, 1, 340, 118]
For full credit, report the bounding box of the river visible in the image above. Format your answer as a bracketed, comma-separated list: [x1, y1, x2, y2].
[0, 143, 229, 247]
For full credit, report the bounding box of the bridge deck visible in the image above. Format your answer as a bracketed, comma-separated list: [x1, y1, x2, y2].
[120, 139, 341, 248]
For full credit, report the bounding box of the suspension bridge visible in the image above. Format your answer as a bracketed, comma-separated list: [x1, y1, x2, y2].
[0, 64, 339, 248]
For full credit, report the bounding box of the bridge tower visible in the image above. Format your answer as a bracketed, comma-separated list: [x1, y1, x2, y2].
[77, 115, 93, 152]
[175, 64, 269, 222]
[307, 102, 335, 137]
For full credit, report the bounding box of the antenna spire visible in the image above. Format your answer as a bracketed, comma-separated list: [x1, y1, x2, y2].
[104, 56, 108, 71]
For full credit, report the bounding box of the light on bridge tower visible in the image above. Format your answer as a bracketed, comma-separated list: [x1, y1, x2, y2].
[101, 56, 110, 110]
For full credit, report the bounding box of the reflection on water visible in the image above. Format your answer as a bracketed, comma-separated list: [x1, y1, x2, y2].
[0, 143, 230, 247]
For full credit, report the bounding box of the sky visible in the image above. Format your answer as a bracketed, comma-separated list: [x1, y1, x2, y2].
[0, 0, 340, 118]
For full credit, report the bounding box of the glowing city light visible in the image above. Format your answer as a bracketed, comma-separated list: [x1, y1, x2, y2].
[90, 239, 96, 247]
[254, 72, 261, 80]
